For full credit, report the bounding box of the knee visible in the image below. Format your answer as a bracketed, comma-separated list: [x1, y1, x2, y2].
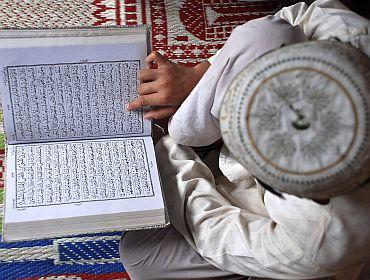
[119, 230, 160, 280]
[119, 231, 140, 268]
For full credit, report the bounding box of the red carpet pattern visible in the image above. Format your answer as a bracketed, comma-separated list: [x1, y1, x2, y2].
[92, 0, 282, 65]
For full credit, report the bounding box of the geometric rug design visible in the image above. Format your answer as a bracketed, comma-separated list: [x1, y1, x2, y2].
[0, 1, 281, 279]
[92, 0, 282, 66]
[1, 232, 127, 280]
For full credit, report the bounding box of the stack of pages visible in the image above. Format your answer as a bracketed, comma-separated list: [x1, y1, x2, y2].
[0, 27, 168, 241]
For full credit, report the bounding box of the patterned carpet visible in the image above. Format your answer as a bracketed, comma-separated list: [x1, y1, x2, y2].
[0, 1, 281, 279]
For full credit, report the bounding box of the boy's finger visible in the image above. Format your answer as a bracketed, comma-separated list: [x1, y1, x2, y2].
[138, 81, 157, 95]
[127, 94, 164, 110]
[144, 106, 177, 120]
[138, 69, 157, 82]
[146, 51, 167, 67]
[146, 60, 156, 69]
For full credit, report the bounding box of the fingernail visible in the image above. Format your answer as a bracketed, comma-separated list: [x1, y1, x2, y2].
[126, 104, 130, 111]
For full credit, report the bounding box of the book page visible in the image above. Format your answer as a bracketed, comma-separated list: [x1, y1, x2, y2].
[0, 38, 151, 144]
[4, 137, 164, 223]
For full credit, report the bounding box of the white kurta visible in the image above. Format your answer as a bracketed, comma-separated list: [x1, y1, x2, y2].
[157, 136, 370, 279]
[161, 0, 370, 279]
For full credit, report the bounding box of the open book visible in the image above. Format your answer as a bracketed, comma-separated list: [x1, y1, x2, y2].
[0, 27, 168, 242]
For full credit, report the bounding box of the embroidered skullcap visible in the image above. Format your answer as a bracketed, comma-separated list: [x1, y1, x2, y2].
[220, 41, 370, 199]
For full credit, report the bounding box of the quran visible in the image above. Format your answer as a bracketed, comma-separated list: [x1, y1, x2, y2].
[0, 27, 168, 242]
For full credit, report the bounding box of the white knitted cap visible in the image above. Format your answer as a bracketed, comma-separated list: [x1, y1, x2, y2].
[220, 41, 370, 199]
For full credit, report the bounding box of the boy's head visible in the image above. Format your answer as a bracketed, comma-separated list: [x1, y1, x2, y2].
[220, 41, 370, 199]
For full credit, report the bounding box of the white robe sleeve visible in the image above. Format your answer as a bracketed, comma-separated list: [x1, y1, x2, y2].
[275, 0, 370, 56]
[207, 49, 221, 64]
[168, 16, 306, 147]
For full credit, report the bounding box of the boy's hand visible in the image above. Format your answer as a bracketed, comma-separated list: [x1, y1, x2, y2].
[127, 51, 210, 120]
